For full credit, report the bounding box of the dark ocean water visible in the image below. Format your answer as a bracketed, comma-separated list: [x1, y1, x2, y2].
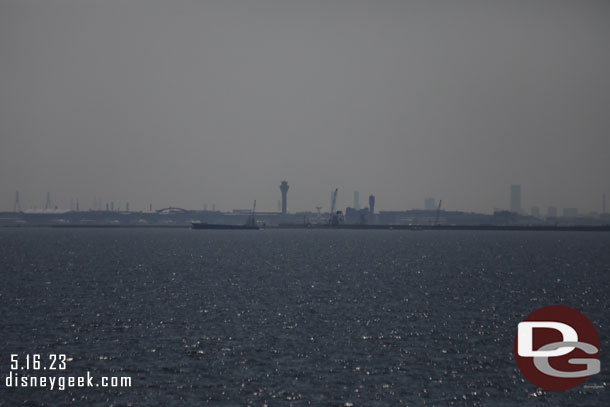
[1, 228, 609, 406]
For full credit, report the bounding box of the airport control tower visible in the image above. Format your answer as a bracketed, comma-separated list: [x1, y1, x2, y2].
[279, 181, 289, 214]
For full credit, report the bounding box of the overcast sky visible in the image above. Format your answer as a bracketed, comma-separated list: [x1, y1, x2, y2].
[1, 0, 609, 213]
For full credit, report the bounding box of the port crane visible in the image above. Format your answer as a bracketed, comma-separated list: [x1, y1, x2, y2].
[434, 199, 442, 226]
[329, 188, 343, 226]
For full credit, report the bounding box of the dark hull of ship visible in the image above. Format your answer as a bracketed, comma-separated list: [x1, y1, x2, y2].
[192, 222, 259, 230]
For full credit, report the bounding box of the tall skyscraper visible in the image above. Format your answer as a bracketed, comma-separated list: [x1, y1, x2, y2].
[424, 198, 436, 210]
[510, 184, 521, 213]
[353, 191, 360, 210]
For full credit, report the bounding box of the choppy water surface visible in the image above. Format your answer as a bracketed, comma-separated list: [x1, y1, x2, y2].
[1, 229, 609, 406]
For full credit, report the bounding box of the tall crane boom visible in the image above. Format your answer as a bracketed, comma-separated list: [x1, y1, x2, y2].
[330, 188, 338, 214]
[434, 199, 442, 225]
[329, 188, 343, 226]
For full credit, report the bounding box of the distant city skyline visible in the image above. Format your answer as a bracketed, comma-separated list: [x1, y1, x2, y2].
[2, 1, 609, 213]
[5, 183, 608, 216]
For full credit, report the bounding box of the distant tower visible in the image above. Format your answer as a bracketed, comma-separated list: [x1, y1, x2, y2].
[510, 184, 521, 213]
[76, 200, 79, 212]
[212, 204, 216, 211]
[13, 191, 21, 212]
[110, 201, 114, 211]
[424, 197, 436, 210]
[369, 194, 375, 215]
[44, 192, 52, 210]
[126, 202, 130, 212]
[279, 181, 289, 215]
[603, 193, 606, 214]
[106, 203, 110, 211]
[353, 191, 360, 210]
[149, 203, 153, 212]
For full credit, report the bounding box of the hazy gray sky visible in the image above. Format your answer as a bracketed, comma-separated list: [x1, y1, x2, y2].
[1, 0, 609, 213]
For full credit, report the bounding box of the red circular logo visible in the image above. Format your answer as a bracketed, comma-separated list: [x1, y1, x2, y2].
[513, 305, 600, 391]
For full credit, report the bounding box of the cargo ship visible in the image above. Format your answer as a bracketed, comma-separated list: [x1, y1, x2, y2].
[192, 200, 260, 230]
[191, 222, 259, 230]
